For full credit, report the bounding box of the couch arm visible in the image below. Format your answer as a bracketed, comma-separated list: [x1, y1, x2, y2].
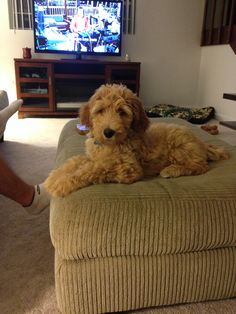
[0, 90, 9, 111]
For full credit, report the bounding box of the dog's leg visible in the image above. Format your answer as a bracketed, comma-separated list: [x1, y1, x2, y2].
[44, 155, 144, 197]
[44, 155, 94, 197]
[160, 161, 209, 178]
[159, 133, 217, 178]
[206, 144, 229, 161]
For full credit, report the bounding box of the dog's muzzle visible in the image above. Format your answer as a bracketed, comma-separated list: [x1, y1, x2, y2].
[103, 128, 116, 138]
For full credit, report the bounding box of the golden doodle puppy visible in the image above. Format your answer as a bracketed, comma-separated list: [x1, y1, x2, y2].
[44, 84, 229, 197]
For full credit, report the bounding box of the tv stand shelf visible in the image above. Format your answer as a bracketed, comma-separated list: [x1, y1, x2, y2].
[14, 58, 141, 118]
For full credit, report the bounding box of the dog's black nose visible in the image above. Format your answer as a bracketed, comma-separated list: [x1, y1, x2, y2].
[104, 128, 115, 138]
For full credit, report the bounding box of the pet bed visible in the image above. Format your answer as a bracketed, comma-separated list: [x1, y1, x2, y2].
[146, 104, 215, 124]
[50, 117, 236, 314]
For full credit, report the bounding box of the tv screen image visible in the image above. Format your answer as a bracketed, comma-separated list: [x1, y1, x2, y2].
[33, 0, 122, 57]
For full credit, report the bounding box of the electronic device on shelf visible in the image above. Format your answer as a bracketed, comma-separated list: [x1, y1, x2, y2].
[33, 0, 122, 59]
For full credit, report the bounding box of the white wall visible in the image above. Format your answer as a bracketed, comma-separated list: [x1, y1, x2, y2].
[124, 0, 205, 107]
[197, 45, 236, 121]
[0, 2, 32, 101]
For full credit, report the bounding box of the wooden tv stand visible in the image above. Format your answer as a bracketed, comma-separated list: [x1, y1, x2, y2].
[14, 58, 141, 118]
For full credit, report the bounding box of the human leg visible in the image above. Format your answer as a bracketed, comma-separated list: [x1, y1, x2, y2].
[0, 156, 49, 214]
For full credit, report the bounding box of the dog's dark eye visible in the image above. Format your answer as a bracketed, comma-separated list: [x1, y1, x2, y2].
[95, 108, 104, 115]
[117, 109, 127, 117]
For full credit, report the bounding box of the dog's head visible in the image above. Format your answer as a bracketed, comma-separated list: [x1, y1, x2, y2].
[79, 84, 150, 145]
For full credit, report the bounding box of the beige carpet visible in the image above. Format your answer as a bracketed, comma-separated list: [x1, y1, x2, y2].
[0, 115, 235, 314]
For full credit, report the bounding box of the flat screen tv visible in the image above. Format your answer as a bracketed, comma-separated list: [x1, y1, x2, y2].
[33, 0, 122, 58]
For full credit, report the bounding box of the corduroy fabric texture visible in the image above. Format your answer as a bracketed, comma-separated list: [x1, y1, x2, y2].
[50, 118, 236, 314]
[55, 248, 236, 314]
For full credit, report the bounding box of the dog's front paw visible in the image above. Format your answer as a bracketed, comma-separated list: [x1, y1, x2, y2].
[44, 173, 78, 197]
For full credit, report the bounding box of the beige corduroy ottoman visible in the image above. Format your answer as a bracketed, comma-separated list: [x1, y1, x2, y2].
[50, 118, 236, 314]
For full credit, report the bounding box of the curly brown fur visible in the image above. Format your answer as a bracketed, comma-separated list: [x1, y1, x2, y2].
[44, 84, 229, 197]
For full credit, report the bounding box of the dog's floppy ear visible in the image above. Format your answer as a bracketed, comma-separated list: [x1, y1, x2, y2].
[79, 103, 91, 128]
[127, 95, 150, 133]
